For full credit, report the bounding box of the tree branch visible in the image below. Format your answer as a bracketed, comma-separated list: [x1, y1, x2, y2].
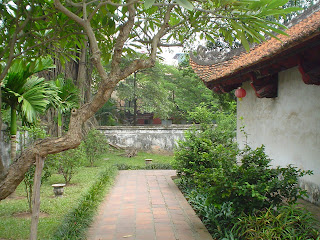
[150, 5, 174, 60]
[88, 0, 140, 21]
[66, 0, 83, 8]
[118, 5, 174, 80]
[110, 0, 136, 76]
[54, 0, 85, 26]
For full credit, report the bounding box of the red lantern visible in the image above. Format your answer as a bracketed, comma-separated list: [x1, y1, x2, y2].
[235, 87, 246, 101]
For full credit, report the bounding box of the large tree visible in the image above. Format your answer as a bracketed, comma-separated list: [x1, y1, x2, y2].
[0, 0, 82, 175]
[0, 0, 299, 200]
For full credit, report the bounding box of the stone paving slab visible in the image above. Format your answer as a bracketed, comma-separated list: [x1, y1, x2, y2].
[87, 170, 213, 240]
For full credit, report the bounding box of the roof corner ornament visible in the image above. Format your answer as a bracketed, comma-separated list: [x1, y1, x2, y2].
[196, 46, 225, 62]
[190, 45, 228, 65]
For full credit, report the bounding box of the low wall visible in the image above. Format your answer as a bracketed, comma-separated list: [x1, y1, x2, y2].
[0, 129, 29, 169]
[0, 125, 192, 167]
[98, 125, 192, 154]
[0, 130, 10, 169]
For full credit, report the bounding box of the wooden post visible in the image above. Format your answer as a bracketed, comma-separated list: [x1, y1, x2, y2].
[29, 155, 44, 240]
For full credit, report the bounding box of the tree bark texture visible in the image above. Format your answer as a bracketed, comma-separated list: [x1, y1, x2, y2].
[10, 135, 17, 162]
[29, 155, 44, 240]
[77, 38, 89, 105]
[0, 87, 3, 175]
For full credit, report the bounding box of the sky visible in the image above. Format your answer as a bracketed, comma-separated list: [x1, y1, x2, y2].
[159, 47, 183, 66]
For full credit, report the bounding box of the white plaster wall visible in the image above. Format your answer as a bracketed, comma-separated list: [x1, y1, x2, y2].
[237, 67, 320, 203]
[1, 129, 31, 169]
[99, 125, 191, 154]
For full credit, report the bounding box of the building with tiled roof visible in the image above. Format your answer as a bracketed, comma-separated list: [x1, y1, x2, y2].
[190, 4, 320, 205]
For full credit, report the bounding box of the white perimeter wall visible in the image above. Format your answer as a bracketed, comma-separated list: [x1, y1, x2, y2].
[237, 67, 320, 204]
[99, 125, 191, 154]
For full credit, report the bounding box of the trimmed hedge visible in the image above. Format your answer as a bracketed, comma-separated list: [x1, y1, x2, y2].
[52, 166, 117, 240]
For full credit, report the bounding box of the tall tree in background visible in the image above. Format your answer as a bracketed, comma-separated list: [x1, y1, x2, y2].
[116, 59, 233, 124]
[0, 0, 300, 200]
[117, 62, 176, 123]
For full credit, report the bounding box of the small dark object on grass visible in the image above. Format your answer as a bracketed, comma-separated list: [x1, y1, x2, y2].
[119, 149, 138, 158]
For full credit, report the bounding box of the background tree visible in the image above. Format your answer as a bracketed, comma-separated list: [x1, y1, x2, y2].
[113, 59, 232, 125]
[117, 62, 176, 123]
[0, 0, 299, 200]
[84, 129, 109, 167]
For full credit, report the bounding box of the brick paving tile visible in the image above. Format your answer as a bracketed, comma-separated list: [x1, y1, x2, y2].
[87, 170, 213, 240]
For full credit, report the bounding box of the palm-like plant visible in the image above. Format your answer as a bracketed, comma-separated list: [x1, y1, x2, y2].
[51, 77, 79, 137]
[1, 57, 56, 161]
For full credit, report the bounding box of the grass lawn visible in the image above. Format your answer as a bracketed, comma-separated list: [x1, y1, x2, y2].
[102, 150, 173, 168]
[0, 150, 174, 240]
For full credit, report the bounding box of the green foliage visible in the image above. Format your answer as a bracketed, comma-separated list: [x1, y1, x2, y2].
[171, 61, 224, 121]
[173, 105, 237, 178]
[187, 103, 216, 125]
[19, 124, 48, 148]
[20, 125, 51, 212]
[47, 143, 86, 184]
[117, 62, 175, 120]
[114, 162, 172, 170]
[174, 107, 315, 238]
[0, 0, 84, 74]
[51, 166, 117, 240]
[232, 204, 320, 239]
[1, 57, 57, 138]
[84, 129, 109, 167]
[195, 145, 312, 215]
[23, 164, 51, 213]
[184, 187, 235, 238]
[50, 77, 79, 114]
[115, 60, 221, 123]
[95, 100, 118, 126]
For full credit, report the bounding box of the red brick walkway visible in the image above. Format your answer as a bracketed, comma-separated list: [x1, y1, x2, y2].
[87, 170, 213, 240]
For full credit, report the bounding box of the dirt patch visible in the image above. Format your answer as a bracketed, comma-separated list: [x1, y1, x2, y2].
[7, 192, 25, 200]
[66, 183, 77, 186]
[12, 211, 50, 218]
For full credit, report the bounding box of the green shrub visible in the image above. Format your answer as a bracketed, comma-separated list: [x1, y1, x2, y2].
[114, 163, 140, 170]
[84, 129, 109, 167]
[47, 143, 86, 184]
[194, 145, 312, 215]
[23, 163, 51, 212]
[232, 204, 320, 239]
[185, 188, 234, 238]
[20, 125, 51, 212]
[114, 162, 172, 170]
[173, 106, 315, 239]
[145, 163, 172, 170]
[173, 108, 237, 179]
